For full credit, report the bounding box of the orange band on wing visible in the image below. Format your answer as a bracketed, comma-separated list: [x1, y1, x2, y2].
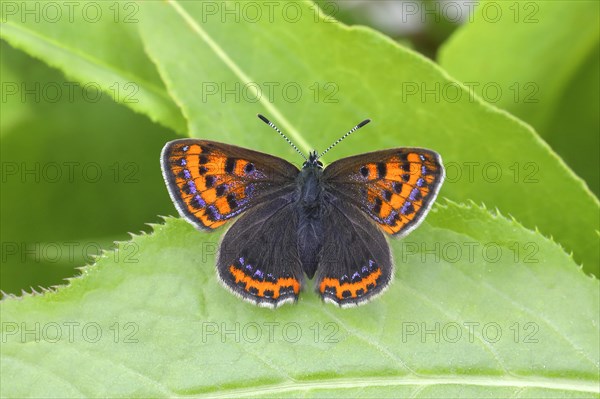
[360, 153, 442, 234]
[229, 265, 300, 299]
[319, 268, 382, 300]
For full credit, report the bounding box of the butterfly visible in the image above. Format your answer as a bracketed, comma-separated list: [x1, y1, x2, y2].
[161, 115, 445, 308]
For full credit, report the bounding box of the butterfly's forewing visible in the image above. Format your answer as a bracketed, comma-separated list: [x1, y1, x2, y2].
[314, 199, 393, 307]
[217, 195, 304, 308]
[161, 139, 299, 230]
[323, 148, 444, 237]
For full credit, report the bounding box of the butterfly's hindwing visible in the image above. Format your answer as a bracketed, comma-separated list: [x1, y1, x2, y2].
[217, 195, 304, 308]
[314, 198, 393, 307]
[161, 139, 299, 230]
[323, 148, 444, 237]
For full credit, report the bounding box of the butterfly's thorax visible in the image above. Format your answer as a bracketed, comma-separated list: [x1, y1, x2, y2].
[296, 165, 324, 213]
[295, 164, 326, 278]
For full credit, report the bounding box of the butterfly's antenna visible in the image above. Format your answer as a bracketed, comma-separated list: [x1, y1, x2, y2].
[257, 114, 307, 160]
[318, 118, 371, 159]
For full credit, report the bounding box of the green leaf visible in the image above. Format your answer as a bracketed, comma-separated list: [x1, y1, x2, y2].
[1, 202, 598, 397]
[135, 0, 599, 275]
[0, 42, 178, 294]
[0, 46, 31, 134]
[543, 45, 600, 195]
[0, 0, 186, 133]
[438, 0, 600, 194]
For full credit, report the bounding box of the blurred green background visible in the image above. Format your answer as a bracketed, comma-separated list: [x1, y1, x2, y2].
[1, 0, 598, 295]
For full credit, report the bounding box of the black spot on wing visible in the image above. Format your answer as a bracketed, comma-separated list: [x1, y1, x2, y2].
[377, 163, 387, 179]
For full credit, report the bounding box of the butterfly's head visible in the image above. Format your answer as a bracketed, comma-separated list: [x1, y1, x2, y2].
[303, 151, 324, 169]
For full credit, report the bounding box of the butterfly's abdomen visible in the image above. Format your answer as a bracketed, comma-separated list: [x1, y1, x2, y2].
[296, 167, 325, 278]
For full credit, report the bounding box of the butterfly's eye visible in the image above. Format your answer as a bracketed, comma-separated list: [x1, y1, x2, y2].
[317, 160, 324, 168]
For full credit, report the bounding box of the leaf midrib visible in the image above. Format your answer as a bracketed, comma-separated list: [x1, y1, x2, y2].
[185, 375, 600, 398]
[166, 0, 311, 153]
